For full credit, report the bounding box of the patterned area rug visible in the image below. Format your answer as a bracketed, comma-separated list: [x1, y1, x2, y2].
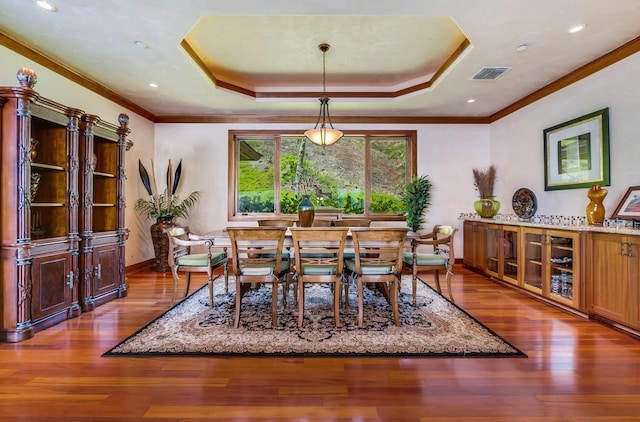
[104, 276, 525, 357]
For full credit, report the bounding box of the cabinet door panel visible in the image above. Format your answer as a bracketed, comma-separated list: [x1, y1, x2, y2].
[94, 245, 118, 295]
[31, 254, 71, 321]
[628, 237, 640, 329]
[590, 233, 627, 323]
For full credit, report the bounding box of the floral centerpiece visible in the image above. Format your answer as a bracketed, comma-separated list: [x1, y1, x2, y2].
[472, 165, 500, 218]
[134, 159, 200, 220]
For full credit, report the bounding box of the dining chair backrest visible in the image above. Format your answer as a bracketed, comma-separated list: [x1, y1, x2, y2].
[290, 227, 349, 275]
[257, 219, 296, 228]
[349, 227, 409, 276]
[332, 218, 371, 227]
[226, 227, 287, 278]
[312, 218, 335, 227]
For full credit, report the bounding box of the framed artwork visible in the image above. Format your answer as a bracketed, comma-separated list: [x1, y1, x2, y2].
[543, 108, 610, 191]
[611, 186, 640, 220]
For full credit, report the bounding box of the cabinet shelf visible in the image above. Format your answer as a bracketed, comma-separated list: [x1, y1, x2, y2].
[93, 203, 115, 207]
[528, 241, 543, 246]
[94, 171, 115, 178]
[32, 163, 65, 171]
[528, 260, 543, 266]
[31, 202, 65, 207]
[552, 245, 573, 252]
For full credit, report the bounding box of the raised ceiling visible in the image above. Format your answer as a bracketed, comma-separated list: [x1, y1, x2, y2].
[1, 0, 640, 122]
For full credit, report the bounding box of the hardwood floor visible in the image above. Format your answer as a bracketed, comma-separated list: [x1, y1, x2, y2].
[1, 265, 639, 421]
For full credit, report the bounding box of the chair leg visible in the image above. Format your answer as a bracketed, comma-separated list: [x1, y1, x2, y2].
[433, 271, 442, 294]
[208, 276, 214, 308]
[391, 279, 400, 326]
[334, 278, 341, 327]
[445, 270, 455, 303]
[298, 280, 305, 328]
[184, 273, 192, 298]
[223, 259, 229, 294]
[412, 272, 418, 306]
[171, 268, 180, 303]
[271, 280, 279, 327]
[233, 279, 242, 328]
[357, 278, 365, 328]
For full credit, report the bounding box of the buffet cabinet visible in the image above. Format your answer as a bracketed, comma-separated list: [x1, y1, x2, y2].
[589, 233, 640, 331]
[0, 68, 131, 342]
[463, 221, 585, 313]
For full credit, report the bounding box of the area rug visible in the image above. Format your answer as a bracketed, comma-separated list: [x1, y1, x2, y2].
[104, 276, 526, 358]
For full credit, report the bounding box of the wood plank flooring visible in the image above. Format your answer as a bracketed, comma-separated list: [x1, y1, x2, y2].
[1, 265, 639, 421]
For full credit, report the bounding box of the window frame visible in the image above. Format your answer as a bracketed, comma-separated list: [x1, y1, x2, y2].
[228, 130, 417, 222]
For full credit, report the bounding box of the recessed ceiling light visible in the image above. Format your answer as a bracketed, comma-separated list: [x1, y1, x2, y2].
[515, 44, 528, 52]
[148, 82, 159, 88]
[35, 0, 57, 11]
[568, 24, 586, 33]
[134, 40, 148, 49]
[467, 99, 476, 104]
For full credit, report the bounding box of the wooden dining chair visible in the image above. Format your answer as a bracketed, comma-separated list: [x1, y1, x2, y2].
[256, 219, 296, 227]
[165, 227, 228, 306]
[332, 218, 371, 228]
[402, 225, 458, 304]
[290, 227, 349, 328]
[346, 227, 409, 327]
[227, 227, 288, 328]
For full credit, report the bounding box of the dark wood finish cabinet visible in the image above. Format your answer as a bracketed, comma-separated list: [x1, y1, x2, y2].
[1, 68, 131, 342]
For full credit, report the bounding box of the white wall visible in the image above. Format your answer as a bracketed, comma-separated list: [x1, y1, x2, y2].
[490, 52, 640, 217]
[152, 122, 490, 259]
[10, 45, 638, 266]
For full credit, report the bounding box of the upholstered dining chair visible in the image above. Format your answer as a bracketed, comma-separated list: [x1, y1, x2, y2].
[165, 227, 228, 306]
[290, 227, 349, 328]
[256, 219, 296, 304]
[345, 227, 409, 328]
[226, 227, 288, 328]
[402, 225, 458, 304]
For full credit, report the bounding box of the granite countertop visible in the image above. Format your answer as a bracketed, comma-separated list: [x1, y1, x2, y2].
[459, 217, 640, 236]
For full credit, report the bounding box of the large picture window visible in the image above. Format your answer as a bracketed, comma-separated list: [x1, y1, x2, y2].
[228, 130, 417, 220]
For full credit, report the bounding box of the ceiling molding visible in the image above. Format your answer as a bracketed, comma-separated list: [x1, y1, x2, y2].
[490, 34, 640, 122]
[180, 38, 472, 100]
[0, 31, 155, 121]
[3, 31, 639, 125]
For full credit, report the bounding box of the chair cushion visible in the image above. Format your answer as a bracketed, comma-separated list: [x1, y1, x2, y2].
[177, 252, 226, 267]
[345, 259, 394, 275]
[240, 261, 289, 276]
[301, 264, 337, 275]
[177, 253, 209, 266]
[402, 251, 447, 266]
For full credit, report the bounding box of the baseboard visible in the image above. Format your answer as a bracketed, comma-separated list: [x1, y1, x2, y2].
[126, 259, 154, 274]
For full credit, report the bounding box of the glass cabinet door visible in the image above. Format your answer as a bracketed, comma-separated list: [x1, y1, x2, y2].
[548, 232, 575, 303]
[502, 226, 519, 284]
[523, 229, 544, 293]
[485, 225, 501, 277]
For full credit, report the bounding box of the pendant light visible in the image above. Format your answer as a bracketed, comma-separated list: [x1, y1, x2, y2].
[304, 43, 343, 147]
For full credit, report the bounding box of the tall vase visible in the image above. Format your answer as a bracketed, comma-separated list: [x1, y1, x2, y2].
[586, 184, 608, 225]
[474, 196, 501, 218]
[150, 216, 175, 272]
[297, 194, 315, 227]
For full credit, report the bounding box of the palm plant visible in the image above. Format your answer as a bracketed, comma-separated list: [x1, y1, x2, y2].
[134, 159, 201, 220]
[402, 174, 432, 232]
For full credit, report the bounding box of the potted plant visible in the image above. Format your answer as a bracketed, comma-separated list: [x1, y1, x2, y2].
[402, 174, 432, 232]
[135, 159, 201, 272]
[472, 165, 500, 218]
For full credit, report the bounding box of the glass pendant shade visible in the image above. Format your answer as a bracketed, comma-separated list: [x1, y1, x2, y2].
[305, 44, 342, 147]
[304, 97, 343, 146]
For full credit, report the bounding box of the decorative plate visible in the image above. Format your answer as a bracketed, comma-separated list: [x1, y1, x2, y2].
[512, 188, 537, 220]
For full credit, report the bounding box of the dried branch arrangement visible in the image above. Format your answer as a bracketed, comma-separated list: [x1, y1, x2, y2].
[473, 165, 497, 197]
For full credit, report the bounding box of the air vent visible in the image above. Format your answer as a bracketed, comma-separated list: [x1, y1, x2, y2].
[471, 66, 512, 80]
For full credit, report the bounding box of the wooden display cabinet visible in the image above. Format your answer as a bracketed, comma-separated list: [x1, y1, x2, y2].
[463, 220, 486, 271]
[522, 227, 583, 311]
[1, 68, 130, 342]
[485, 224, 520, 285]
[78, 114, 131, 311]
[589, 232, 640, 331]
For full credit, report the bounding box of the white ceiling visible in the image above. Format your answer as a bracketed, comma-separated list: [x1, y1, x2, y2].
[1, 0, 640, 121]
